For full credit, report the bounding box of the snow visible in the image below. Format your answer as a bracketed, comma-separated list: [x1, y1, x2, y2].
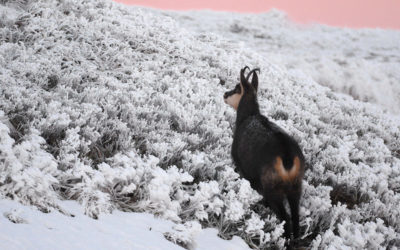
[0, 199, 249, 250]
[0, 0, 399, 249]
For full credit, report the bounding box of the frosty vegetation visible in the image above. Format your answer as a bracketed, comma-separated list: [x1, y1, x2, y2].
[167, 10, 400, 114]
[0, 0, 399, 249]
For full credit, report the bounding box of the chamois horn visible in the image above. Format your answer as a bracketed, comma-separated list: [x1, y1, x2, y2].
[240, 66, 250, 84]
[246, 68, 260, 82]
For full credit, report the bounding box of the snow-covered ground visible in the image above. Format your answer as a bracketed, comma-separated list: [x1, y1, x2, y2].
[0, 0, 399, 249]
[0, 199, 249, 250]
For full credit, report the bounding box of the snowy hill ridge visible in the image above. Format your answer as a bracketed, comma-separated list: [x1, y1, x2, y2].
[164, 9, 400, 114]
[0, 0, 399, 249]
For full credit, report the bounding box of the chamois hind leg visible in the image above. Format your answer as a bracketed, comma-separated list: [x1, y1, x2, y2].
[264, 191, 291, 239]
[287, 186, 301, 239]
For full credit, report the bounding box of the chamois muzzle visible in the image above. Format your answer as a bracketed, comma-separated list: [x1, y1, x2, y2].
[223, 90, 235, 99]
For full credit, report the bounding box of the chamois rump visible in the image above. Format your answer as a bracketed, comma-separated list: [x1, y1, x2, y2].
[223, 67, 305, 240]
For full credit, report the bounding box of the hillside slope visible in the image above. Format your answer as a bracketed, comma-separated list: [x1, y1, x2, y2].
[0, 0, 400, 249]
[166, 10, 400, 114]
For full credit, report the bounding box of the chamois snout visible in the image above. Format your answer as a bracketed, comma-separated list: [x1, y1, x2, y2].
[223, 84, 242, 109]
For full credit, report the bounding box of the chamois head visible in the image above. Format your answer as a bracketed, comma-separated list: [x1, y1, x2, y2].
[223, 66, 260, 110]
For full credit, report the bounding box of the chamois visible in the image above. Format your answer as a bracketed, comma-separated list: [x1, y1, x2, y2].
[223, 66, 305, 240]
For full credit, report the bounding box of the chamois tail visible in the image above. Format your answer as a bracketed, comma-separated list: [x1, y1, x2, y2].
[274, 156, 301, 182]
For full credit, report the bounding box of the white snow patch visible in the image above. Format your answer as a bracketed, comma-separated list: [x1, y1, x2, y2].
[0, 199, 249, 250]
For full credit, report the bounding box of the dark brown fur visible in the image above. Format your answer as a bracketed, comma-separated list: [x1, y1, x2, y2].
[224, 67, 305, 240]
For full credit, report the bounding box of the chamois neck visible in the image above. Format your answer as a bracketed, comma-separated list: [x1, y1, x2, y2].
[236, 94, 260, 125]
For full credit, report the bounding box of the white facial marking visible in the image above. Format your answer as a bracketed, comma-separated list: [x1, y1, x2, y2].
[225, 93, 242, 110]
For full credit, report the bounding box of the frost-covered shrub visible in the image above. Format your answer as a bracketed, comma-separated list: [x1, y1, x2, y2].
[0, 112, 59, 211]
[0, 0, 399, 248]
[185, 180, 224, 221]
[312, 218, 397, 249]
[164, 220, 202, 249]
[3, 208, 28, 224]
[142, 165, 193, 221]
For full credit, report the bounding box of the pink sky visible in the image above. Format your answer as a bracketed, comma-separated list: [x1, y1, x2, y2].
[114, 0, 400, 29]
